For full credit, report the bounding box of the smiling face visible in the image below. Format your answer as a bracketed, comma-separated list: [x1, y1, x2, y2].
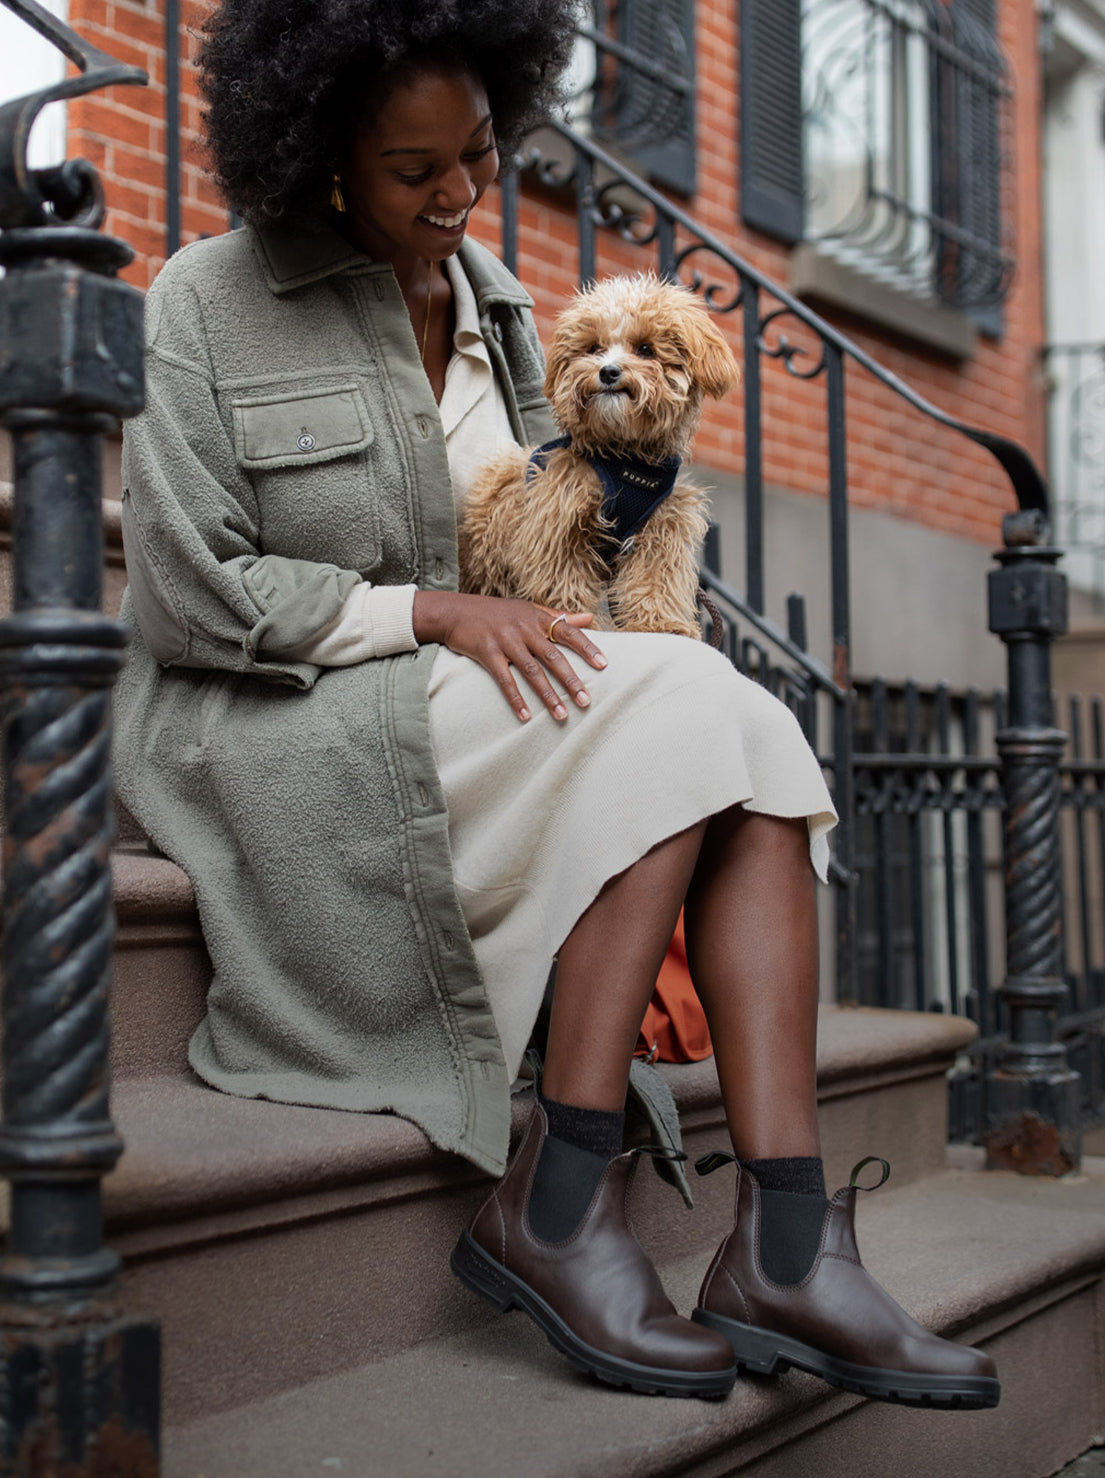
[339, 62, 499, 271]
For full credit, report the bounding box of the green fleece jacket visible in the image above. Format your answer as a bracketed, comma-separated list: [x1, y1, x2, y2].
[114, 219, 555, 1174]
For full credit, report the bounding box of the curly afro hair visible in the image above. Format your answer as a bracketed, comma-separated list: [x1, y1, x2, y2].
[199, 0, 583, 224]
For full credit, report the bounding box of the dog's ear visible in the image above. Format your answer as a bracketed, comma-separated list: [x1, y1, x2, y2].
[686, 312, 741, 401]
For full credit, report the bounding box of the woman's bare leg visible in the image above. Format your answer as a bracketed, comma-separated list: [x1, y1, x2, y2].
[542, 805, 820, 1161]
[541, 822, 706, 1109]
[685, 808, 820, 1159]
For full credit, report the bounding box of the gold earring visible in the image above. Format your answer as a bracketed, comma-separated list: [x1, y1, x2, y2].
[330, 174, 347, 212]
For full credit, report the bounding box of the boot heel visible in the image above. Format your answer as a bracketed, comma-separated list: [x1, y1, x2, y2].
[451, 1230, 518, 1314]
[693, 1308, 788, 1374]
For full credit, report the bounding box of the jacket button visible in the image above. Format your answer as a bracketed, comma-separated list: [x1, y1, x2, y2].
[434, 557, 445, 580]
[416, 417, 429, 438]
[297, 433, 316, 452]
[374, 280, 385, 300]
[492, 321, 504, 343]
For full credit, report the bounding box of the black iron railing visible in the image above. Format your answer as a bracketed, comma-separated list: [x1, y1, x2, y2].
[501, 118, 1082, 1167]
[106, 2, 1097, 1169]
[848, 681, 1104, 1137]
[0, 0, 160, 1469]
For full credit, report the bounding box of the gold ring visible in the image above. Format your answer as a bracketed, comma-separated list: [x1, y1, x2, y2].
[548, 613, 568, 644]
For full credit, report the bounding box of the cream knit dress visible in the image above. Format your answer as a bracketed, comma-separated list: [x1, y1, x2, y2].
[426, 262, 838, 1079]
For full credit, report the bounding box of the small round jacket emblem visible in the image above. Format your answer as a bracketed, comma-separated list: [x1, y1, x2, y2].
[297, 433, 316, 452]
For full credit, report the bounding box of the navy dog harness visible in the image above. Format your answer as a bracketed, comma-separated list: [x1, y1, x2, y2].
[525, 435, 682, 570]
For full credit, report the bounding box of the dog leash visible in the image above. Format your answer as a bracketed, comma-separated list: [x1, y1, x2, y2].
[697, 588, 725, 650]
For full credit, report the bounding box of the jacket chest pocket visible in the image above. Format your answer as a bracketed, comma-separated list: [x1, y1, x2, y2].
[231, 384, 381, 572]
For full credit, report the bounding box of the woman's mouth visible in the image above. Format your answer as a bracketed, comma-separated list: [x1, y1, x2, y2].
[419, 209, 469, 234]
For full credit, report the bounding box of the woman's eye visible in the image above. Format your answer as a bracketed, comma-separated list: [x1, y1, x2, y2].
[636, 342, 656, 359]
[465, 143, 497, 162]
[397, 170, 432, 186]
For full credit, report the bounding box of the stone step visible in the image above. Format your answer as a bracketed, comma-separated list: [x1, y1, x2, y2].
[162, 1155, 1105, 1478]
[102, 1005, 975, 1425]
[110, 845, 207, 1080]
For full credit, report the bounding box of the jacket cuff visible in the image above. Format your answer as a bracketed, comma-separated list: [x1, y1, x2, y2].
[280, 583, 417, 666]
[368, 584, 418, 656]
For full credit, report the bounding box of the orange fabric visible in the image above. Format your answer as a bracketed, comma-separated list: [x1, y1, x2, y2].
[635, 910, 714, 1063]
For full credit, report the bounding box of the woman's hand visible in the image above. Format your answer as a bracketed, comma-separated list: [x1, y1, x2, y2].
[413, 591, 607, 722]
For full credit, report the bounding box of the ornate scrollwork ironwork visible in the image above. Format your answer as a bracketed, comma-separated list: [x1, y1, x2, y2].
[0, 0, 160, 1463]
[528, 118, 1050, 524]
[670, 243, 742, 315]
[0, 0, 145, 230]
[757, 305, 831, 382]
[1001, 737, 1065, 983]
[591, 176, 658, 247]
[517, 92, 1074, 1155]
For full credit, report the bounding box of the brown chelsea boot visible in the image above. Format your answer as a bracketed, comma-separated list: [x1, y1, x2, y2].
[692, 1155, 1001, 1410]
[451, 1102, 738, 1398]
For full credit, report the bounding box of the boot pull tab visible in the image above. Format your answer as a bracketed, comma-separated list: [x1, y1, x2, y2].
[850, 1156, 891, 1191]
[633, 1144, 688, 1165]
[522, 1046, 544, 1091]
[694, 1151, 740, 1177]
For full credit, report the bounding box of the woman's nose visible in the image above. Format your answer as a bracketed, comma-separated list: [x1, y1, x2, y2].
[435, 165, 478, 209]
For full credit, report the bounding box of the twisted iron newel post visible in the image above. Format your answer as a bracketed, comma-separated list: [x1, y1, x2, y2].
[985, 509, 1081, 1175]
[0, 2, 160, 1470]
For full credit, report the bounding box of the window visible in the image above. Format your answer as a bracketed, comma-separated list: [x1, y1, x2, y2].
[740, 0, 1013, 322]
[564, 0, 697, 194]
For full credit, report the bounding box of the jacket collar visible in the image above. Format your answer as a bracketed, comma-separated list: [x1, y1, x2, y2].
[250, 218, 533, 311]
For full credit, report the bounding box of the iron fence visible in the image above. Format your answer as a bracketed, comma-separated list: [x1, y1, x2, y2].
[848, 681, 1104, 1141]
[79, 0, 1104, 1162]
[500, 118, 1083, 1164]
[0, 0, 161, 1467]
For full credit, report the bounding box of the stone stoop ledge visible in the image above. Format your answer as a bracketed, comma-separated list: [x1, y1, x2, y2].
[109, 847, 209, 1081]
[101, 1005, 974, 1424]
[104, 1005, 974, 1243]
[163, 1159, 1105, 1478]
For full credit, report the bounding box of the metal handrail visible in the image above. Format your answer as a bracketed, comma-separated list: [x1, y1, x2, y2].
[0, 0, 162, 1464]
[534, 118, 1049, 521]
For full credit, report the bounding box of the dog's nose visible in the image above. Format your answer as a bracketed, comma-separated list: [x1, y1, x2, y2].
[599, 363, 622, 387]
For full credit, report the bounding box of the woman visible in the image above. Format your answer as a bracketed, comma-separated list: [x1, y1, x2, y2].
[114, 0, 999, 1406]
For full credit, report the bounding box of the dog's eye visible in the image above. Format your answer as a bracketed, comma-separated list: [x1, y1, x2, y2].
[586, 342, 602, 356]
[635, 342, 656, 359]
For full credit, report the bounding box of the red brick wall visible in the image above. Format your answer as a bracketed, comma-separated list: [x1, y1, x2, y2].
[68, 0, 1047, 548]
[68, 0, 226, 284]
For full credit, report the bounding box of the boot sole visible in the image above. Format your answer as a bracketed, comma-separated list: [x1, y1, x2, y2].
[692, 1307, 1001, 1410]
[451, 1231, 737, 1400]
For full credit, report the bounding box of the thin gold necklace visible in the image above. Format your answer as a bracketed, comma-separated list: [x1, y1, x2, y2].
[420, 262, 433, 364]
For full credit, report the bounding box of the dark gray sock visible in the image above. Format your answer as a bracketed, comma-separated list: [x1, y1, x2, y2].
[540, 1095, 625, 1160]
[741, 1155, 826, 1198]
[741, 1158, 828, 1285]
[528, 1096, 626, 1243]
